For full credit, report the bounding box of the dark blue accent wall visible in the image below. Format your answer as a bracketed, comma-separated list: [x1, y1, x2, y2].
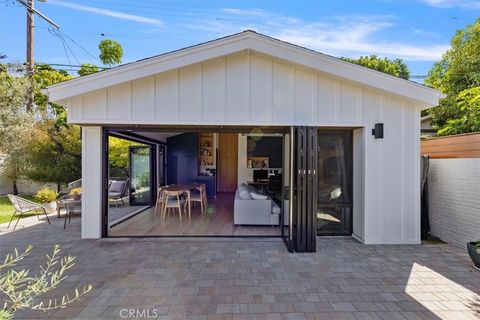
[166, 133, 216, 198]
[167, 133, 198, 185]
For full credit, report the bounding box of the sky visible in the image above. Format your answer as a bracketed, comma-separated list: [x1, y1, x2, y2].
[1, 0, 479, 81]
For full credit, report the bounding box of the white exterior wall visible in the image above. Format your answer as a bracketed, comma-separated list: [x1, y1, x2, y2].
[428, 158, 480, 248]
[81, 126, 103, 239]
[66, 51, 422, 244]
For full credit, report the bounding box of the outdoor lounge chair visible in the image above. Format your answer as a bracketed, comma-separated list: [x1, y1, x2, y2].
[7, 194, 51, 230]
[56, 179, 82, 217]
[108, 179, 129, 207]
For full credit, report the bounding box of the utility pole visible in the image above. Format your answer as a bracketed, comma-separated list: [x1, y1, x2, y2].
[15, 0, 60, 111]
[26, 0, 34, 111]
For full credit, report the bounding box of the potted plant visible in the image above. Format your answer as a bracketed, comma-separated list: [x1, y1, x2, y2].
[467, 241, 480, 270]
[69, 187, 82, 200]
[34, 187, 58, 214]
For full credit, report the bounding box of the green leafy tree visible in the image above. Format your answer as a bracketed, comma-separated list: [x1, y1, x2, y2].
[99, 39, 123, 67]
[25, 122, 82, 191]
[0, 72, 33, 194]
[425, 18, 480, 135]
[341, 54, 410, 79]
[108, 136, 141, 178]
[436, 87, 480, 136]
[78, 63, 99, 76]
[0, 245, 92, 319]
[34, 64, 72, 126]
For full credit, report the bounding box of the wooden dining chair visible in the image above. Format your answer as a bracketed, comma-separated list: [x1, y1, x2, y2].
[190, 184, 206, 214]
[161, 190, 186, 221]
[154, 185, 168, 215]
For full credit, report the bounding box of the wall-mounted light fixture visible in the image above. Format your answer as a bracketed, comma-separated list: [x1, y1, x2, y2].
[372, 123, 384, 139]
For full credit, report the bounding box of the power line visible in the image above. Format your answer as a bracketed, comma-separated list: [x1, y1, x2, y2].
[61, 33, 102, 64]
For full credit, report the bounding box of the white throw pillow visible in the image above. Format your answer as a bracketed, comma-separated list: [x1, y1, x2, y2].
[271, 203, 281, 214]
[250, 192, 268, 200]
[239, 189, 252, 200]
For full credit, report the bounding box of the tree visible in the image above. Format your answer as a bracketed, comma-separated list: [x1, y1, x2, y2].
[99, 39, 123, 67]
[78, 63, 99, 76]
[425, 18, 480, 135]
[0, 63, 78, 193]
[0, 72, 34, 194]
[341, 55, 410, 79]
[436, 87, 480, 136]
[33, 64, 72, 126]
[108, 136, 140, 178]
[25, 122, 81, 191]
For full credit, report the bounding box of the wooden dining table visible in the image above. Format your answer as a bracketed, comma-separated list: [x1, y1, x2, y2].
[161, 183, 206, 219]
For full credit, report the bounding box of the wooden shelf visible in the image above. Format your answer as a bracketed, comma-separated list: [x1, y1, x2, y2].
[247, 156, 269, 169]
[199, 133, 215, 175]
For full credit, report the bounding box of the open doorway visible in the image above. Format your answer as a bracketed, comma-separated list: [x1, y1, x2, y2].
[105, 127, 289, 237]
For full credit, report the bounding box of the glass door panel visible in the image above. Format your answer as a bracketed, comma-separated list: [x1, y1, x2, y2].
[129, 146, 152, 206]
[317, 131, 353, 236]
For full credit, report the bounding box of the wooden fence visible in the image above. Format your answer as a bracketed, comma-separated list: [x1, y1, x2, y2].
[421, 132, 480, 159]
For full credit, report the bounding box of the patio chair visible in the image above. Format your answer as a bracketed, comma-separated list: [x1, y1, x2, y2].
[58, 194, 82, 229]
[108, 179, 129, 207]
[57, 179, 82, 218]
[7, 194, 51, 230]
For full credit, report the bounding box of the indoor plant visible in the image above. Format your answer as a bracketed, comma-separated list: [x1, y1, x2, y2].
[34, 187, 58, 214]
[467, 240, 480, 270]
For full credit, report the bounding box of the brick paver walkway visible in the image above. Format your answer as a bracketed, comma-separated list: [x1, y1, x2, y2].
[1, 215, 479, 319]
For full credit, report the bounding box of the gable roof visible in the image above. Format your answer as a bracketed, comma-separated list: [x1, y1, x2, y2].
[46, 30, 443, 106]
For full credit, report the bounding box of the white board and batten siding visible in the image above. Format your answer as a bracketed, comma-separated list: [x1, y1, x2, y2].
[65, 51, 414, 127]
[68, 50, 422, 244]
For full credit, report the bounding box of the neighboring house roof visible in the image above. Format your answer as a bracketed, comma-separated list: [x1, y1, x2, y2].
[45, 30, 443, 107]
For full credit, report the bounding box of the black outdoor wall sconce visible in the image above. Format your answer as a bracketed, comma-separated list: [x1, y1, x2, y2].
[372, 123, 384, 139]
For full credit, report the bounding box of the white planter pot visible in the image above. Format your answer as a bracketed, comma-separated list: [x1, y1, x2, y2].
[42, 201, 57, 214]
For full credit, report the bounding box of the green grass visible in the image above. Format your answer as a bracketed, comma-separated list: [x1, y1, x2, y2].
[0, 195, 40, 224]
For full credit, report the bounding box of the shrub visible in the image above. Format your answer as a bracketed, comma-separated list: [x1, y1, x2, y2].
[34, 187, 58, 203]
[0, 245, 92, 319]
[69, 188, 82, 195]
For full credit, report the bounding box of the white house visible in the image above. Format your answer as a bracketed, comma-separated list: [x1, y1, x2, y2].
[45, 31, 443, 252]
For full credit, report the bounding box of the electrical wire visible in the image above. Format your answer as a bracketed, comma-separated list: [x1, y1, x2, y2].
[48, 27, 75, 73]
[61, 33, 102, 64]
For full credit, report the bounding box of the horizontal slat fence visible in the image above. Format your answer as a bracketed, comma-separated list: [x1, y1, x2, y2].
[421, 132, 480, 159]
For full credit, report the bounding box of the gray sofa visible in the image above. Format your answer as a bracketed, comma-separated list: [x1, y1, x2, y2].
[234, 184, 280, 225]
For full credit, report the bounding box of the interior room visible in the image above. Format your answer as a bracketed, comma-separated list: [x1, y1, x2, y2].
[106, 128, 288, 237]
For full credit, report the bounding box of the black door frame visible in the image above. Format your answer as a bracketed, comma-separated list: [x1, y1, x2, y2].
[283, 126, 318, 253]
[128, 145, 156, 206]
[102, 129, 159, 237]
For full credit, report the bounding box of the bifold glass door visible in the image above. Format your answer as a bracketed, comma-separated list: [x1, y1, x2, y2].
[287, 127, 317, 253]
[317, 131, 353, 236]
[129, 146, 153, 206]
[287, 127, 354, 252]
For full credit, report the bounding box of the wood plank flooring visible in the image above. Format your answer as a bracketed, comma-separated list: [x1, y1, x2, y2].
[109, 193, 281, 236]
